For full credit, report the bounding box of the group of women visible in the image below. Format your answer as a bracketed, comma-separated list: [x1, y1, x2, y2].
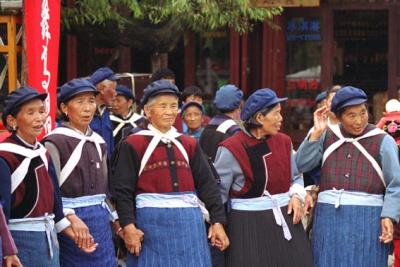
[0, 78, 399, 267]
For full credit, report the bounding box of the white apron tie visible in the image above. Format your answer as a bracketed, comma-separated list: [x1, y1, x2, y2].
[110, 112, 142, 137]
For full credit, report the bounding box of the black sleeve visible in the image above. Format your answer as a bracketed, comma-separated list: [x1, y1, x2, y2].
[191, 144, 227, 224]
[110, 141, 140, 227]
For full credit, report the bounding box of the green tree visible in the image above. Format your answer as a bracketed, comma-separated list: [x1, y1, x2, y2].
[61, 0, 282, 70]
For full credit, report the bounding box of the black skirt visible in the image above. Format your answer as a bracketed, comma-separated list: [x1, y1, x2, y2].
[225, 205, 313, 267]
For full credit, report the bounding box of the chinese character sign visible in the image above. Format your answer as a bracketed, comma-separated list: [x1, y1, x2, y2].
[24, 0, 61, 135]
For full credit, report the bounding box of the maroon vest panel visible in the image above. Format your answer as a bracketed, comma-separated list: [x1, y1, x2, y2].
[0, 138, 54, 219]
[320, 124, 386, 194]
[125, 133, 196, 195]
[221, 131, 292, 198]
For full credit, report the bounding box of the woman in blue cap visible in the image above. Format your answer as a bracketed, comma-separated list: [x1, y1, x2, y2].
[181, 101, 206, 141]
[214, 88, 312, 267]
[112, 79, 229, 267]
[296, 86, 400, 266]
[43, 79, 119, 266]
[0, 86, 94, 267]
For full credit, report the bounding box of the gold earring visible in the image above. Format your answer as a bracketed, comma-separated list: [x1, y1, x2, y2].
[12, 125, 16, 131]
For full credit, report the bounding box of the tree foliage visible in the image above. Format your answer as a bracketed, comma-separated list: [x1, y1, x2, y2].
[61, 0, 282, 34]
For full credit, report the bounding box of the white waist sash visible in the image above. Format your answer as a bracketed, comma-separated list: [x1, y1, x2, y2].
[8, 213, 57, 258]
[230, 192, 292, 241]
[136, 193, 210, 222]
[62, 194, 118, 222]
[317, 189, 384, 208]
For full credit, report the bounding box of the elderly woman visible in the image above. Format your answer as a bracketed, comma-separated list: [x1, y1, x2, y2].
[181, 101, 205, 140]
[214, 88, 312, 267]
[44, 79, 119, 267]
[0, 86, 94, 267]
[296, 86, 400, 267]
[112, 80, 229, 267]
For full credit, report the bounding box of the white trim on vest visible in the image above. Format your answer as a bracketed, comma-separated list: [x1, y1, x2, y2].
[322, 124, 386, 187]
[216, 119, 237, 134]
[0, 142, 48, 193]
[134, 125, 188, 176]
[110, 112, 142, 137]
[45, 127, 105, 186]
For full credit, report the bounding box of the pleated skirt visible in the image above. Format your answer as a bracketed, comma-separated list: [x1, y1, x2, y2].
[126, 206, 211, 267]
[58, 204, 116, 267]
[11, 230, 59, 267]
[312, 203, 391, 267]
[225, 205, 313, 267]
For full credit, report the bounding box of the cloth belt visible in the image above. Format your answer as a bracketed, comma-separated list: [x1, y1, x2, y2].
[230, 192, 292, 241]
[216, 119, 237, 134]
[136, 193, 210, 222]
[8, 213, 57, 259]
[62, 194, 118, 222]
[110, 112, 142, 137]
[317, 189, 384, 208]
[135, 125, 189, 176]
[322, 125, 386, 187]
[46, 127, 105, 186]
[0, 142, 48, 193]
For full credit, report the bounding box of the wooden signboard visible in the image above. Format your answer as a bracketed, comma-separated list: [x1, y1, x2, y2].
[251, 0, 320, 7]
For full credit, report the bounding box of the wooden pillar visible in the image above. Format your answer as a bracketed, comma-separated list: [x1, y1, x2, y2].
[261, 21, 271, 88]
[230, 28, 240, 86]
[321, 7, 333, 89]
[7, 16, 17, 91]
[240, 33, 248, 94]
[118, 46, 131, 72]
[66, 35, 77, 80]
[388, 7, 399, 98]
[184, 31, 196, 87]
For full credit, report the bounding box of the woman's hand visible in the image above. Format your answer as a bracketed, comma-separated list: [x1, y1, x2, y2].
[123, 224, 144, 256]
[67, 214, 94, 249]
[310, 106, 329, 141]
[288, 195, 303, 224]
[208, 223, 230, 251]
[379, 218, 394, 243]
[3, 255, 22, 267]
[62, 226, 97, 253]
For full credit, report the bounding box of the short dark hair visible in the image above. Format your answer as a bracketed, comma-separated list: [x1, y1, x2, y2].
[150, 68, 175, 83]
[335, 103, 368, 119]
[243, 103, 278, 131]
[182, 85, 203, 101]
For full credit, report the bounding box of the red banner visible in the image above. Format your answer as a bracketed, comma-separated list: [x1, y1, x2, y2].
[24, 0, 60, 135]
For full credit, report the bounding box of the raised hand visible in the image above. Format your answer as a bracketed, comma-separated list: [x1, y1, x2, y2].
[309, 106, 329, 141]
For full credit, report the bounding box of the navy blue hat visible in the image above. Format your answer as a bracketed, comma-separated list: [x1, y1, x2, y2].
[315, 91, 327, 104]
[241, 88, 287, 121]
[330, 86, 367, 114]
[2, 86, 47, 126]
[89, 67, 117, 86]
[58, 78, 97, 106]
[116, 85, 134, 100]
[181, 101, 205, 115]
[141, 80, 181, 105]
[214, 84, 243, 111]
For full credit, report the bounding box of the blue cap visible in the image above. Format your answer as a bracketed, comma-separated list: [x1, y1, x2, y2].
[240, 88, 287, 121]
[89, 67, 117, 86]
[181, 101, 205, 115]
[116, 85, 134, 100]
[214, 84, 243, 111]
[2, 86, 47, 126]
[58, 78, 97, 106]
[141, 80, 181, 105]
[315, 91, 327, 104]
[331, 86, 367, 114]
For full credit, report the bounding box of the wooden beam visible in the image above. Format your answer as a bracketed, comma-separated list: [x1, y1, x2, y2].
[7, 15, 17, 91]
[230, 28, 240, 86]
[184, 31, 195, 87]
[240, 33, 248, 94]
[321, 7, 333, 90]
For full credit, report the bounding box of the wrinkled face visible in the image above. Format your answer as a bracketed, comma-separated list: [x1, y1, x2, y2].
[61, 92, 97, 133]
[112, 95, 133, 116]
[339, 104, 368, 136]
[98, 80, 117, 106]
[183, 106, 203, 132]
[256, 103, 283, 136]
[184, 95, 203, 104]
[7, 98, 46, 144]
[144, 94, 178, 133]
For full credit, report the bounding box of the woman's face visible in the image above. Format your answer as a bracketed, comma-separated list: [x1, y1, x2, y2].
[183, 106, 203, 132]
[256, 103, 283, 136]
[338, 104, 368, 136]
[144, 94, 179, 133]
[61, 92, 97, 133]
[8, 98, 46, 144]
[112, 95, 133, 117]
